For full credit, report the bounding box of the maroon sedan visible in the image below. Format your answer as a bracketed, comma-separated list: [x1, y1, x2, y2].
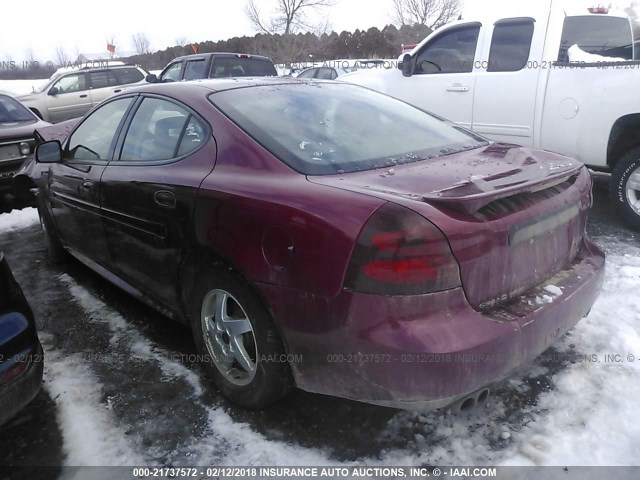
[17, 78, 605, 410]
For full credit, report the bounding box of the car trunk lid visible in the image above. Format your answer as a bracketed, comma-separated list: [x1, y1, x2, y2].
[309, 144, 591, 311]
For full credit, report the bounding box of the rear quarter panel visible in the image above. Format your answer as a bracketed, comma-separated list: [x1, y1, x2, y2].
[193, 108, 386, 298]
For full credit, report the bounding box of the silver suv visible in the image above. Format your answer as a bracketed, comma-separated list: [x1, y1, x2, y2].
[17, 65, 148, 123]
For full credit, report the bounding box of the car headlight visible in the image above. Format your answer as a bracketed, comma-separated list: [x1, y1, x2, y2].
[19, 142, 31, 156]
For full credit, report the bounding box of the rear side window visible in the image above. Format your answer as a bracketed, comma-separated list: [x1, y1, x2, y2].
[559, 16, 633, 62]
[415, 24, 481, 74]
[114, 68, 144, 85]
[209, 57, 277, 77]
[184, 60, 206, 80]
[120, 97, 206, 162]
[488, 18, 535, 72]
[89, 71, 118, 88]
[67, 98, 134, 161]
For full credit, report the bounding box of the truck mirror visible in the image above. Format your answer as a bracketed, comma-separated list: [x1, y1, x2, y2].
[402, 54, 414, 78]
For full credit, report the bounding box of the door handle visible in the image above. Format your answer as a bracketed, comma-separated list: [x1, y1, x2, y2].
[114, 89, 122, 93]
[82, 180, 94, 190]
[154, 190, 176, 209]
[80, 94, 88, 98]
[446, 85, 469, 93]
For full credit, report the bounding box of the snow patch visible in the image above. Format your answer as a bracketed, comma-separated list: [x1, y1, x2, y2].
[543, 285, 563, 297]
[40, 333, 145, 466]
[0, 207, 39, 234]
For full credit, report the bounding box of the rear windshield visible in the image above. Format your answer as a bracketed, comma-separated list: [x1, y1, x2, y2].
[0, 95, 35, 123]
[210, 83, 487, 175]
[559, 16, 633, 62]
[209, 57, 277, 78]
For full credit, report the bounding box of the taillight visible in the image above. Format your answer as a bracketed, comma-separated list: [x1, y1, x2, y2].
[345, 203, 461, 295]
[588, 6, 608, 14]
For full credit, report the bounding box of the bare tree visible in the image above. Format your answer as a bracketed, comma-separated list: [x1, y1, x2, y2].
[55, 47, 69, 67]
[132, 33, 151, 55]
[392, 0, 462, 29]
[175, 36, 189, 47]
[245, 0, 336, 36]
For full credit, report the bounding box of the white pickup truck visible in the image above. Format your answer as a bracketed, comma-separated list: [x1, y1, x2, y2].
[342, 5, 640, 229]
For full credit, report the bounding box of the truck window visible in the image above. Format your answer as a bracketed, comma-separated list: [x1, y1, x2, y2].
[414, 24, 481, 74]
[209, 57, 277, 78]
[488, 18, 535, 72]
[558, 16, 633, 62]
[161, 62, 183, 82]
[184, 60, 206, 81]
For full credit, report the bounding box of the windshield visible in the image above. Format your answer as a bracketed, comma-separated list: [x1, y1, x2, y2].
[0, 95, 36, 123]
[210, 82, 488, 175]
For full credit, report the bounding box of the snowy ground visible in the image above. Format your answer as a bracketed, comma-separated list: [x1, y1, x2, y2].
[0, 79, 48, 96]
[0, 180, 638, 473]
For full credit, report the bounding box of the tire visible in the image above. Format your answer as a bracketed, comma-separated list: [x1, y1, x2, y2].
[188, 268, 293, 408]
[610, 147, 640, 231]
[36, 196, 67, 263]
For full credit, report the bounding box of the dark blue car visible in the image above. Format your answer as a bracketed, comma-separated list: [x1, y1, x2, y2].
[0, 251, 43, 426]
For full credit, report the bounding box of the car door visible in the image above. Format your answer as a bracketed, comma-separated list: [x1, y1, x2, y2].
[87, 70, 121, 106]
[100, 95, 214, 314]
[472, 18, 539, 146]
[47, 96, 137, 266]
[46, 73, 92, 122]
[403, 23, 481, 129]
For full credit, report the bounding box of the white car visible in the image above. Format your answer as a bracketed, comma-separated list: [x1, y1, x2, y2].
[17, 65, 148, 123]
[342, 5, 640, 229]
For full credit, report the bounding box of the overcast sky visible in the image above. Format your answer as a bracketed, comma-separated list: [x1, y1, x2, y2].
[0, 0, 636, 63]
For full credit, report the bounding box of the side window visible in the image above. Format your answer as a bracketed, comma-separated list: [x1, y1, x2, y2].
[558, 16, 633, 62]
[160, 62, 183, 82]
[52, 73, 87, 94]
[114, 68, 144, 85]
[297, 68, 317, 79]
[415, 25, 481, 74]
[120, 97, 206, 162]
[487, 19, 535, 72]
[89, 71, 118, 89]
[316, 68, 334, 80]
[66, 98, 134, 161]
[184, 60, 206, 80]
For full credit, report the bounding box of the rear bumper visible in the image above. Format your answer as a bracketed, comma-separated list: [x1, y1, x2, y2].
[0, 343, 44, 426]
[258, 237, 605, 410]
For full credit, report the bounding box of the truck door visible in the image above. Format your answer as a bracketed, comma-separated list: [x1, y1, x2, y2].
[403, 23, 481, 129]
[472, 18, 539, 146]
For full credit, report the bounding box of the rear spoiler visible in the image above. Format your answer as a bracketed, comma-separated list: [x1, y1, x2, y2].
[422, 164, 584, 215]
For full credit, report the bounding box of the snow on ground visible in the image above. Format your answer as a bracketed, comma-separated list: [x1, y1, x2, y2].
[0, 79, 48, 96]
[40, 332, 145, 466]
[0, 207, 39, 233]
[1, 207, 639, 467]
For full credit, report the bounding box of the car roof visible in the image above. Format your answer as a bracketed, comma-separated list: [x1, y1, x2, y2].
[171, 53, 274, 62]
[125, 77, 315, 95]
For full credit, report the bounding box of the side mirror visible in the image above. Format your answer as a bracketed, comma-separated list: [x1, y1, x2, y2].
[48, 87, 59, 96]
[146, 74, 158, 83]
[36, 141, 62, 164]
[402, 54, 414, 78]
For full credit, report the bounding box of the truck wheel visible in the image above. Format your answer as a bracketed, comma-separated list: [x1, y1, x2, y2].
[189, 268, 293, 408]
[611, 147, 640, 231]
[36, 197, 67, 263]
